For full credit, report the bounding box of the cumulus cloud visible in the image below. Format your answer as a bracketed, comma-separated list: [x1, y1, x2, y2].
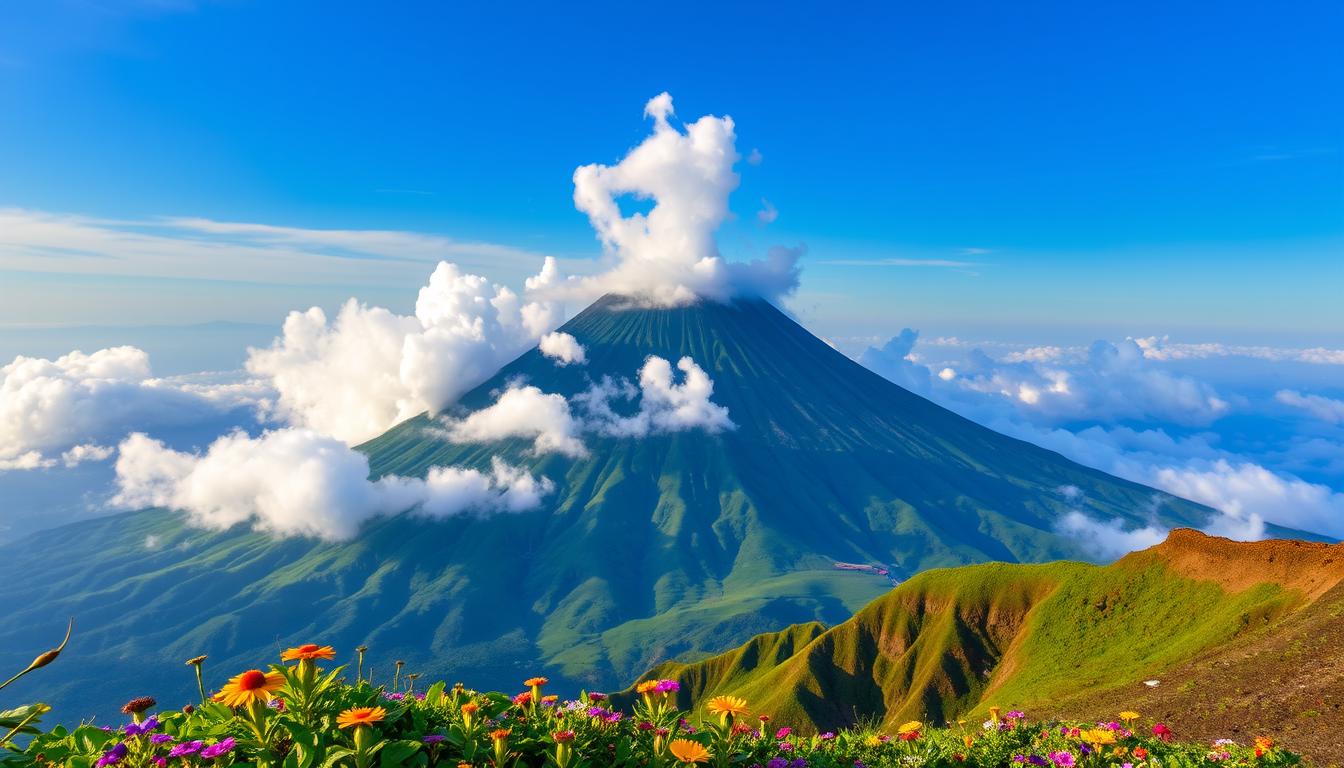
[1276, 390, 1344, 425]
[0, 346, 258, 471]
[443, 386, 588, 458]
[948, 339, 1228, 426]
[442, 355, 734, 455]
[858, 329, 932, 395]
[245, 260, 564, 445]
[564, 92, 800, 306]
[538, 332, 587, 366]
[580, 356, 734, 437]
[112, 429, 551, 541]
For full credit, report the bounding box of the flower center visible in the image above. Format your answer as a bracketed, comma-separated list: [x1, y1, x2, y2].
[239, 670, 268, 690]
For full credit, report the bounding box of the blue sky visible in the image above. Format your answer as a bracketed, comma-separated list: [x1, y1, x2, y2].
[0, 0, 1340, 346]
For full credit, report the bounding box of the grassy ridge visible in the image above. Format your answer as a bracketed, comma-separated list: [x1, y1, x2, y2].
[630, 531, 1314, 737]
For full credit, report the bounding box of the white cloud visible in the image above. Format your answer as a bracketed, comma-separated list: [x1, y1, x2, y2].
[61, 443, 115, 467]
[444, 355, 734, 454]
[111, 429, 551, 541]
[746, 148, 764, 165]
[245, 259, 564, 445]
[564, 92, 799, 307]
[1133, 336, 1344, 366]
[0, 346, 254, 470]
[757, 198, 779, 225]
[538, 332, 587, 366]
[1276, 390, 1344, 424]
[581, 356, 734, 437]
[1056, 511, 1168, 561]
[443, 386, 588, 458]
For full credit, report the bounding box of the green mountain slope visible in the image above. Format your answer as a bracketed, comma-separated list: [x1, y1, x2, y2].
[627, 529, 1344, 751]
[0, 296, 1221, 718]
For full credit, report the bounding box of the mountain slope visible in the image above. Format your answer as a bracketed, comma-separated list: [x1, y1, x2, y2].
[627, 529, 1344, 760]
[0, 296, 1221, 718]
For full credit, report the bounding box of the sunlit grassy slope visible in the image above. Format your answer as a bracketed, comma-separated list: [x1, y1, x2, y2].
[0, 296, 1221, 719]
[629, 529, 1334, 734]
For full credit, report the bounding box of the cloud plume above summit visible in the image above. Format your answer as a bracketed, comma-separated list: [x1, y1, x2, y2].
[563, 93, 801, 307]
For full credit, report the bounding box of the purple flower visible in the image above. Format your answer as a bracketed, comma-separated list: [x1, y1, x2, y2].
[200, 737, 237, 759]
[638, 721, 655, 731]
[169, 741, 204, 757]
[1006, 710, 1025, 720]
[789, 760, 807, 768]
[604, 712, 623, 723]
[588, 692, 607, 701]
[768, 759, 788, 768]
[1048, 752, 1076, 768]
[775, 727, 792, 739]
[778, 741, 794, 752]
[383, 692, 406, 701]
[819, 732, 835, 741]
[151, 758, 167, 767]
[1029, 756, 1049, 767]
[150, 733, 174, 744]
[95, 743, 128, 767]
[654, 680, 680, 693]
[423, 735, 446, 744]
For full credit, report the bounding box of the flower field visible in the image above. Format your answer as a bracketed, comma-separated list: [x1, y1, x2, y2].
[2, 643, 1300, 767]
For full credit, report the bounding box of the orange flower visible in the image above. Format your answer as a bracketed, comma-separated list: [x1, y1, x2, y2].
[490, 729, 511, 742]
[706, 695, 749, 720]
[668, 739, 711, 764]
[337, 706, 387, 729]
[461, 702, 480, 715]
[524, 676, 549, 687]
[1133, 747, 1148, 760]
[281, 644, 336, 662]
[963, 734, 974, 748]
[553, 730, 576, 744]
[542, 694, 559, 703]
[635, 680, 660, 694]
[213, 669, 285, 708]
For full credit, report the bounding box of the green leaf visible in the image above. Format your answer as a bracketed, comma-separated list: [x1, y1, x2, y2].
[378, 740, 421, 767]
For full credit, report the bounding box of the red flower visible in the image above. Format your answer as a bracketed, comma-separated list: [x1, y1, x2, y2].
[1151, 723, 1173, 742]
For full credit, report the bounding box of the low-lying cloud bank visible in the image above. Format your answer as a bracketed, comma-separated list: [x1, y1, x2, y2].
[440, 355, 734, 456]
[112, 429, 552, 541]
[0, 345, 267, 472]
[860, 329, 1344, 544]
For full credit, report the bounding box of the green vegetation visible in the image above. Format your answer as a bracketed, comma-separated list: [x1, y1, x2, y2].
[633, 546, 1306, 733]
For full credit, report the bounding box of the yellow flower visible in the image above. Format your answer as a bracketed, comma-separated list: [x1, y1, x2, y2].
[525, 676, 549, 687]
[1080, 728, 1117, 747]
[963, 734, 975, 749]
[898, 720, 923, 735]
[337, 706, 387, 729]
[668, 739, 711, 764]
[865, 735, 882, 747]
[281, 644, 336, 662]
[184, 655, 207, 666]
[706, 695, 750, 720]
[213, 669, 285, 708]
[988, 706, 1001, 723]
[1119, 710, 1140, 723]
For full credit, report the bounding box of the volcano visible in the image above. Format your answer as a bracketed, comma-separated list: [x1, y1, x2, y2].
[0, 295, 1218, 716]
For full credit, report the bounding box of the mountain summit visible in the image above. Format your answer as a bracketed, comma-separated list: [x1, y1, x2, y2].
[0, 295, 1214, 715]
